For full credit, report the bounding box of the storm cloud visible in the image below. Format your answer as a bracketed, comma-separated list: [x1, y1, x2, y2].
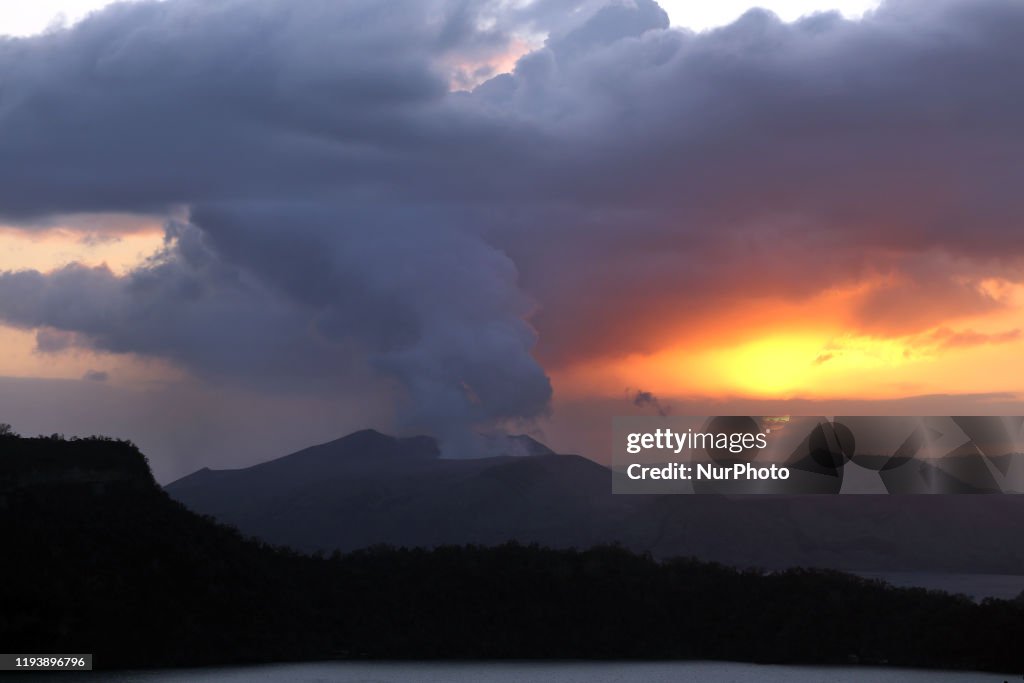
[2, 0, 1024, 444]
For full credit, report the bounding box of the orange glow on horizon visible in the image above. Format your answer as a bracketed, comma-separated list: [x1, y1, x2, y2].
[1, 213, 1022, 405]
[552, 280, 1024, 403]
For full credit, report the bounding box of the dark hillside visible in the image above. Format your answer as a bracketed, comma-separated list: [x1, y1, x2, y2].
[2, 432, 1022, 672]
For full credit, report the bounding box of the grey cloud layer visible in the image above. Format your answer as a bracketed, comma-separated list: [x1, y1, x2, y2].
[2, 0, 1024, 436]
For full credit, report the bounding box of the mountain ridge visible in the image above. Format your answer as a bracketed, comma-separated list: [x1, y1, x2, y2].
[165, 429, 1024, 574]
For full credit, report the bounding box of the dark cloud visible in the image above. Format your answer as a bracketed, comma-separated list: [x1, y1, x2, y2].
[631, 389, 671, 416]
[35, 329, 78, 353]
[0, 210, 552, 437]
[2, 0, 1024, 446]
[82, 369, 109, 382]
[0, 0, 537, 217]
[4, 224, 340, 383]
[78, 233, 123, 247]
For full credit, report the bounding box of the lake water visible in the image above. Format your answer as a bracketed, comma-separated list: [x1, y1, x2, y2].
[18, 661, 1016, 682]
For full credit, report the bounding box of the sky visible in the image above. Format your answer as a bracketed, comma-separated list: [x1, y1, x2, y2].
[1, 0, 1023, 481]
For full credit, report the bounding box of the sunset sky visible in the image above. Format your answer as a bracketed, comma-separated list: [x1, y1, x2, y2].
[2, 0, 1023, 480]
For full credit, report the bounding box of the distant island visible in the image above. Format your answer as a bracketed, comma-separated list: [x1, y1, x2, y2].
[166, 428, 1024, 575]
[2, 428, 1022, 672]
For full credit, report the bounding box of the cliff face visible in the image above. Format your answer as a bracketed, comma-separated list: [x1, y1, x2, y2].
[0, 432, 345, 668]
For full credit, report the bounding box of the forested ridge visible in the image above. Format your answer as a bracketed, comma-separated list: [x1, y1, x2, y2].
[2, 430, 1021, 672]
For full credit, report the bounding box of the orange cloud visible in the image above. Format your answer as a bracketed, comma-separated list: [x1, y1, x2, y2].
[551, 278, 1024, 403]
[909, 327, 1021, 351]
[0, 215, 165, 275]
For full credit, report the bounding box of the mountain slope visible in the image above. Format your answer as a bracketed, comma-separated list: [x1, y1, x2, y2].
[168, 430, 637, 551]
[166, 430, 1024, 573]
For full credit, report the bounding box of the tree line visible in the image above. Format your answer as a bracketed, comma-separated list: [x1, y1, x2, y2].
[1, 432, 1021, 672]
